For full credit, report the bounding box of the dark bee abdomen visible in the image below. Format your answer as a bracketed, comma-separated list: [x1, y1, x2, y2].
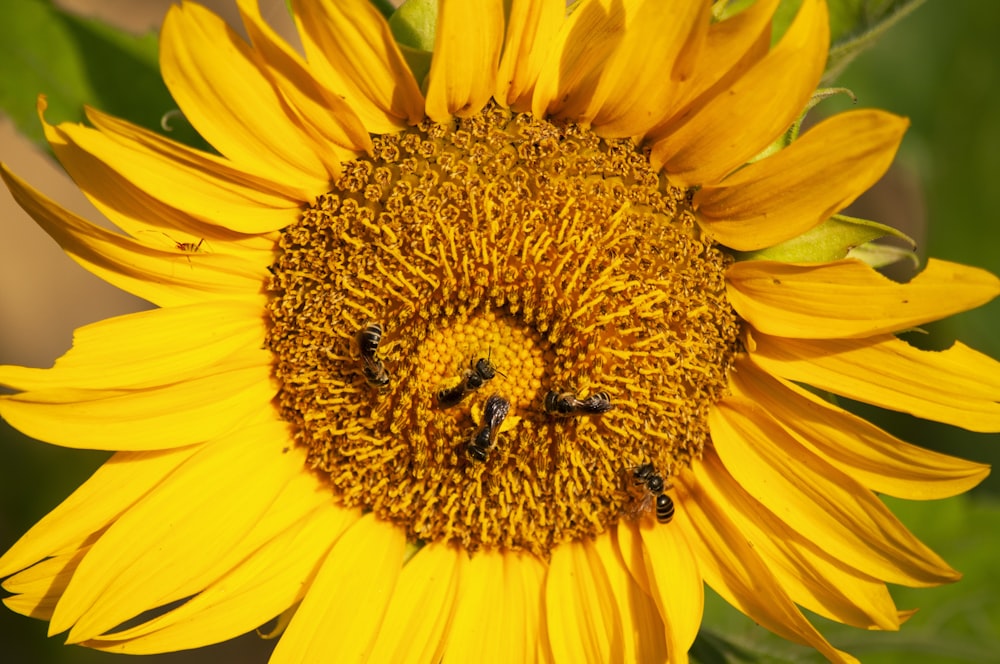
[358, 323, 382, 356]
[655, 494, 675, 524]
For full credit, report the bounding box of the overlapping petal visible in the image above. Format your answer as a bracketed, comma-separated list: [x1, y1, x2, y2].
[0, 366, 277, 451]
[710, 397, 960, 587]
[495, 0, 565, 110]
[748, 331, 1000, 432]
[1, 167, 270, 308]
[694, 449, 902, 630]
[50, 421, 305, 640]
[727, 258, 1000, 338]
[236, 0, 373, 165]
[270, 514, 406, 662]
[648, 0, 777, 135]
[0, 448, 196, 580]
[0, 302, 265, 392]
[544, 538, 623, 662]
[650, 0, 829, 186]
[290, 0, 424, 132]
[160, 3, 331, 188]
[531, 0, 634, 120]
[83, 490, 356, 653]
[366, 542, 462, 664]
[43, 102, 308, 236]
[2, 547, 89, 620]
[730, 356, 990, 499]
[695, 110, 909, 251]
[567, 0, 711, 136]
[674, 467, 859, 664]
[590, 532, 667, 662]
[440, 550, 507, 663]
[426, 0, 505, 121]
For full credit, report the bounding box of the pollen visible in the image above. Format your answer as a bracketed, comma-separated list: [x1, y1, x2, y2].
[266, 103, 741, 556]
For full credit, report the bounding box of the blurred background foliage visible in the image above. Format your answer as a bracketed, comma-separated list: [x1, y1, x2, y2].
[0, 0, 998, 662]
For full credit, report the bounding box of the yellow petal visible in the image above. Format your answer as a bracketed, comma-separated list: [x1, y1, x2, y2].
[590, 0, 711, 138]
[649, 0, 777, 133]
[425, 0, 505, 121]
[502, 551, 546, 663]
[635, 516, 704, 661]
[495, 0, 565, 110]
[651, 0, 828, 186]
[44, 105, 308, 236]
[710, 397, 960, 587]
[0, 301, 265, 392]
[747, 331, 1000, 432]
[269, 514, 406, 662]
[696, 447, 902, 630]
[593, 530, 668, 663]
[83, 502, 357, 653]
[531, 0, 634, 121]
[441, 550, 507, 663]
[543, 537, 624, 662]
[0, 447, 197, 579]
[673, 468, 860, 663]
[0, 366, 276, 450]
[694, 110, 909, 251]
[160, 3, 331, 186]
[366, 542, 462, 664]
[78, 108, 290, 251]
[1, 166, 270, 308]
[727, 258, 1000, 338]
[236, 0, 372, 162]
[3, 548, 88, 620]
[52, 421, 304, 639]
[290, 0, 424, 132]
[730, 356, 990, 499]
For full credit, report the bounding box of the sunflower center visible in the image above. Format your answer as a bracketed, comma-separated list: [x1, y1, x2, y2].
[266, 103, 740, 556]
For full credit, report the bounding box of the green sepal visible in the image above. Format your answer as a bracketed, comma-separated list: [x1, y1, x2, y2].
[847, 241, 920, 270]
[389, 0, 438, 51]
[711, 0, 757, 22]
[398, 43, 434, 90]
[735, 214, 916, 264]
[389, 0, 437, 86]
[368, 0, 397, 20]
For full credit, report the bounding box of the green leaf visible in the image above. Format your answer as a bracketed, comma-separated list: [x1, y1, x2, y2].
[0, 0, 202, 150]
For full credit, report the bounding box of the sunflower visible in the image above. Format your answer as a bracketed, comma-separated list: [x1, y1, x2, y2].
[2, 0, 998, 661]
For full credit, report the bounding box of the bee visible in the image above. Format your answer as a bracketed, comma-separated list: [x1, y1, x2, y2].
[357, 323, 390, 388]
[630, 463, 674, 524]
[437, 352, 502, 408]
[466, 394, 511, 462]
[543, 390, 614, 416]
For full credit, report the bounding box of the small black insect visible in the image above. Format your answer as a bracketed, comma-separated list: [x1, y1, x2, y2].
[437, 352, 502, 408]
[543, 390, 614, 416]
[466, 394, 511, 462]
[357, 323, 390, 388]
[631, 463, 674, 525]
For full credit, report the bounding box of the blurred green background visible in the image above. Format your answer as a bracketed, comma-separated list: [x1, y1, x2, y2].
[1, 0, 998, 662]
